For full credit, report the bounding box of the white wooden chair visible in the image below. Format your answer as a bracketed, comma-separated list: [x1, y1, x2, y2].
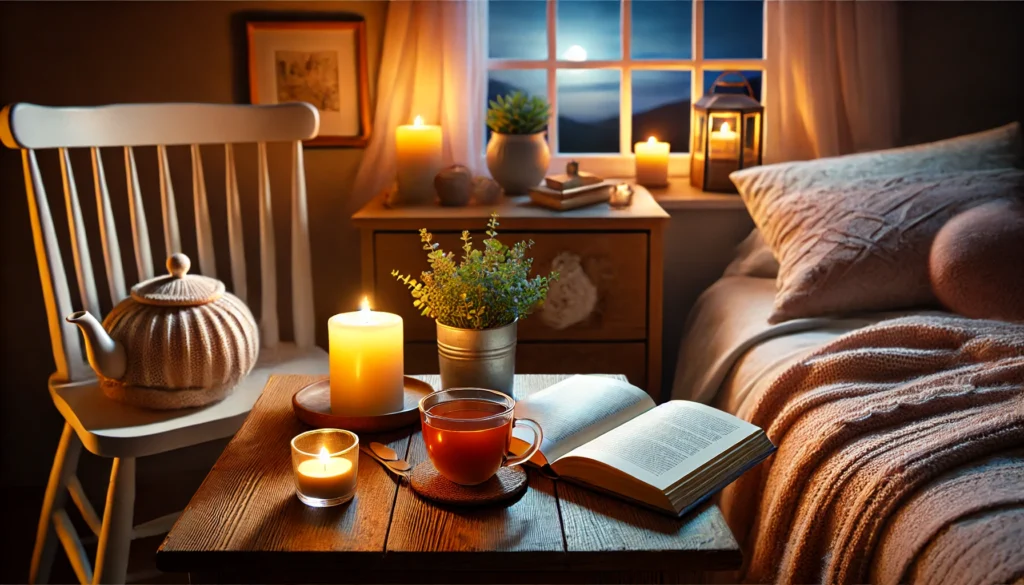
[0, 102, 329, 584]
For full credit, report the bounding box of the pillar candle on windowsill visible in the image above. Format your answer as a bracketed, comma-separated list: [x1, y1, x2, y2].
[328, 298, 404, 416]
[395, 115, 443, 205]
[634, 136, 670, 187]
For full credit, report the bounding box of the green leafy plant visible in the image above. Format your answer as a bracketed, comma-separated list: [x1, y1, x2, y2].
[486, 91, 551, 135]
[392, 213, 558, 330]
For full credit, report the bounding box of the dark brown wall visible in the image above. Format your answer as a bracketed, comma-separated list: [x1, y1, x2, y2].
[0, 1, 388, 489]
[898, 1, 1023, 145]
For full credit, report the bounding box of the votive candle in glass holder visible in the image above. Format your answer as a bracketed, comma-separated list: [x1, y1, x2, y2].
[291, 429, 359, 507]
[610, 183, 635, 209]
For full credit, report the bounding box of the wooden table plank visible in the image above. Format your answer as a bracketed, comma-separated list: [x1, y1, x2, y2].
[384, 375, 566, 569]
[557, 483, 742, 571]
[157, 375, 412, 573]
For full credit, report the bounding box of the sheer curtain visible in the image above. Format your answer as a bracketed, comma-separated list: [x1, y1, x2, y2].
[349, 0, 487, 210]
[765, 1, 901, 163]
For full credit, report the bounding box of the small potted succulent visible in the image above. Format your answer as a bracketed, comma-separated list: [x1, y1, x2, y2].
[393, 213, 557, 395]
[486, 91, 551, 195]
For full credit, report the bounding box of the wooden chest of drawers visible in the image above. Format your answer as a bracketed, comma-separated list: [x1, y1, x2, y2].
[352, 189, 669, 398]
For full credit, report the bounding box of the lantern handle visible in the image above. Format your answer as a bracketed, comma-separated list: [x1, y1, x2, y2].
[709, 71, 756, 99]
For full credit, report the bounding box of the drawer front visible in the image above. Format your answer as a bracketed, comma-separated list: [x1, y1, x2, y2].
[374, 231, 649, 342]
[405, 342, 647, 388]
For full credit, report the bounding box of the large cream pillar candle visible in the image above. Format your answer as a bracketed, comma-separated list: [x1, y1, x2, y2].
[395, 115, 443, 205]
[634, 136, 670, 187]
[328, 298, 404, 416]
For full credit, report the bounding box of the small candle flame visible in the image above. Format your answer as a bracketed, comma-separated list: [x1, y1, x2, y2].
[720, 121, 731, 133]
[413, 115, 424, 127]
[647, 136, 658, 144]
[360, 296, 371, 312]
[318, 446, 330, 471]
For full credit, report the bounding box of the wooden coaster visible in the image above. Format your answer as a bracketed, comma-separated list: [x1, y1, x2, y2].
[410, 461, 528, 507]
[292, 377, 434, 433]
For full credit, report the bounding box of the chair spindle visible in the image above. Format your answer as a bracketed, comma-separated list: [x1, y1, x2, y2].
[59, 148, 101, 318]
[90, 148, 127, 303]
[224, 144, 247, 303]
[190, 145, 217, 277]
[257, 142, 279, 348]
[290, 141, 315, 348]
[157, 144, 181, 258]
[124, 147, 154, 281]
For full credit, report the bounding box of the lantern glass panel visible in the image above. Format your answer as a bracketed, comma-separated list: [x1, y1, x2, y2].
[708, 113, 741, 159]
[694, 112, 706, 155]
[742, 112, 761, 168]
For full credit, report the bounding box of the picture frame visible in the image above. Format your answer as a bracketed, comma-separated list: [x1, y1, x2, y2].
[247, 21, 371, 147]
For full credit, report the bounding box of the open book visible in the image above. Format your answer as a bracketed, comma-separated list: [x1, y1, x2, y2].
[511, 375, 775, 517]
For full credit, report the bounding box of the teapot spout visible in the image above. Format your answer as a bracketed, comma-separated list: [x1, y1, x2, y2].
[66, 311, 126, 381]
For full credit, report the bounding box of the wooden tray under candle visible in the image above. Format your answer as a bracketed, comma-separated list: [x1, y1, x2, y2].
[292, 377, 434, 432]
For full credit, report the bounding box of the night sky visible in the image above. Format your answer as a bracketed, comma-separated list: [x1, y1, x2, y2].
[488, 0, 763, 152]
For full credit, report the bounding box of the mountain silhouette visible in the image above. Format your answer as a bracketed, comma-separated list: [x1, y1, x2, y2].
[487, 78, 692, 154]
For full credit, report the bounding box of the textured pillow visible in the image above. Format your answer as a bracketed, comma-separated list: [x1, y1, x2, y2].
[930, 199, 1024, 322]
[731, 122, 1021, 209]
[723, 229, 780, 279]
[748, 169, 1024, 323]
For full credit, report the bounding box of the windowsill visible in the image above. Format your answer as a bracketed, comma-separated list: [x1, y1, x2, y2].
[612, 179, 748, 211]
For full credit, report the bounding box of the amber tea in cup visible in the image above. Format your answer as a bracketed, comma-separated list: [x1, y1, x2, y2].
[419, 388, 542, 485]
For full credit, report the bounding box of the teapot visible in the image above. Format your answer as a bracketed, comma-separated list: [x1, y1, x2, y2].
[67, 253, 259, 410]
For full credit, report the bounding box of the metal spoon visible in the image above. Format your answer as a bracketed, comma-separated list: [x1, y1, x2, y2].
[360, 443, 411, 480]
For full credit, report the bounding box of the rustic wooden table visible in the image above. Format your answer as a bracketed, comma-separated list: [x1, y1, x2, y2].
[157, 374, 741, 583]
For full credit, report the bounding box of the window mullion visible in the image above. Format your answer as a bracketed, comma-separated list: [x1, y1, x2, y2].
[547, 0, 558, 155]
[620, 0, 632, 156]
[692, 0, 705, 155]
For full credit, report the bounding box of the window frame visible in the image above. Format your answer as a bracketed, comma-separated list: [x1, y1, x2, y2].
[486, 0, 768, 177]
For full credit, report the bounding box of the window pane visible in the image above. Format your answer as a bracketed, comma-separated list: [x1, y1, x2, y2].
[489, 0, 547, 60]
[632, 71, 691, 153]
[703, 70, 762, 102]
[631, 0, 692, 59]
[704, 0, 763, 59]
[487, 70, 548, 143]
[557, 0, 621, 61]
[558, 69, 620, 154]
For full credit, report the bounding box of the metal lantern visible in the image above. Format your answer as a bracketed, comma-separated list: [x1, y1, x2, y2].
[690, 71, 764, 193]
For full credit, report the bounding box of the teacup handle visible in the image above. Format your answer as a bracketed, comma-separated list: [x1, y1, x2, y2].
[504, 418, 544, 468]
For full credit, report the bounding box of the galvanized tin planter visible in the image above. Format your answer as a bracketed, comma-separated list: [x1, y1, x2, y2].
[436, 320, 517, 396]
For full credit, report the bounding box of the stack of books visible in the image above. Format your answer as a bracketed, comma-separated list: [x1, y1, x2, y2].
[529, 170, 613, 211]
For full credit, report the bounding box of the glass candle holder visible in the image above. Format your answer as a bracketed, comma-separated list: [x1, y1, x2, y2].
[291, 428, 359, 507]
[610, 183, 635, 209]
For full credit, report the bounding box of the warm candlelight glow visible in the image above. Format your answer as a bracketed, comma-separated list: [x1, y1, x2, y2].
[395, 115, 443, 204]
[318, 446, 330, 467]
[329, 300, 404, 416]
[635, 136, 670, 187]
[413, 115, 424, 127]
[719, 121, 731, 134]
[710, 119, 739, 158]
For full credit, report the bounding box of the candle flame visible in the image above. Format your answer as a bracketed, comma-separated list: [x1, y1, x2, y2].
[413, 115, 424, 127]
[647, 136, 657, 144]
[318, 446, 330, 463]
[360, 296, 371, 312]
[720, 121, 731, 133]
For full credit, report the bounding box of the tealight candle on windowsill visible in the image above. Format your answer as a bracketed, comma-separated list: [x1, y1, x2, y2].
[328, 297, 404, 417]
[634, 136, 670, 187]
[291, 429, 359, 507]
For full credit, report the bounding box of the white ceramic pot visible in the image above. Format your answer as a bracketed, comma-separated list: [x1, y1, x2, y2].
[486, 132, 550, 195]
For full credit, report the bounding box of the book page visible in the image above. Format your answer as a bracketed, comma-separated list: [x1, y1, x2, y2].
[511, 375, 655, 464]
[562, 401, 759, 491]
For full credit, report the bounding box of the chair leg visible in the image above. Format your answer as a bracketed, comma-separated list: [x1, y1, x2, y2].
[30, 422, 83, 584]
[92, 457, 135, 585]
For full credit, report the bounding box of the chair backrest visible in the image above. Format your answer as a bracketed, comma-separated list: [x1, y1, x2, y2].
[1, 102, 320, 383]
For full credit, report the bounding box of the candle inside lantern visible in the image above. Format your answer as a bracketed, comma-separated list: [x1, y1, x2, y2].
[634, 136, 670, 187]
[328, 298, 405, 416]
[395, 115, 443, 205]
[709, 120, 739, 159]
[292, 429, 359, 507]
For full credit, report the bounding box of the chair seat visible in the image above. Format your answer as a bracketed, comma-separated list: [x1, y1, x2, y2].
[50, 343, 328, 458]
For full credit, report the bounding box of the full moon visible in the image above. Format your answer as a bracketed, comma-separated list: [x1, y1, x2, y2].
[563, 44, 588, 62]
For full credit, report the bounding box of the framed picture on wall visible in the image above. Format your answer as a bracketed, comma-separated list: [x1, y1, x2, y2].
[247, 21, 371, 147]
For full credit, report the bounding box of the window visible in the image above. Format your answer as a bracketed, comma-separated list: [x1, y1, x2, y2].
[487, 0, 766, 177]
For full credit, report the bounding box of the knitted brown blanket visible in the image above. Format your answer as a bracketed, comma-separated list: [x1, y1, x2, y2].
[726, 315, 1024, 584]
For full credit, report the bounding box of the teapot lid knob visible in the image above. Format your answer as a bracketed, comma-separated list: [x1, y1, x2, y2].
[167, 253, 191, 279]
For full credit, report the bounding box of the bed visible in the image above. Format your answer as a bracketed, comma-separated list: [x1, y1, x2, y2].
[671, 268, 1024, 585]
